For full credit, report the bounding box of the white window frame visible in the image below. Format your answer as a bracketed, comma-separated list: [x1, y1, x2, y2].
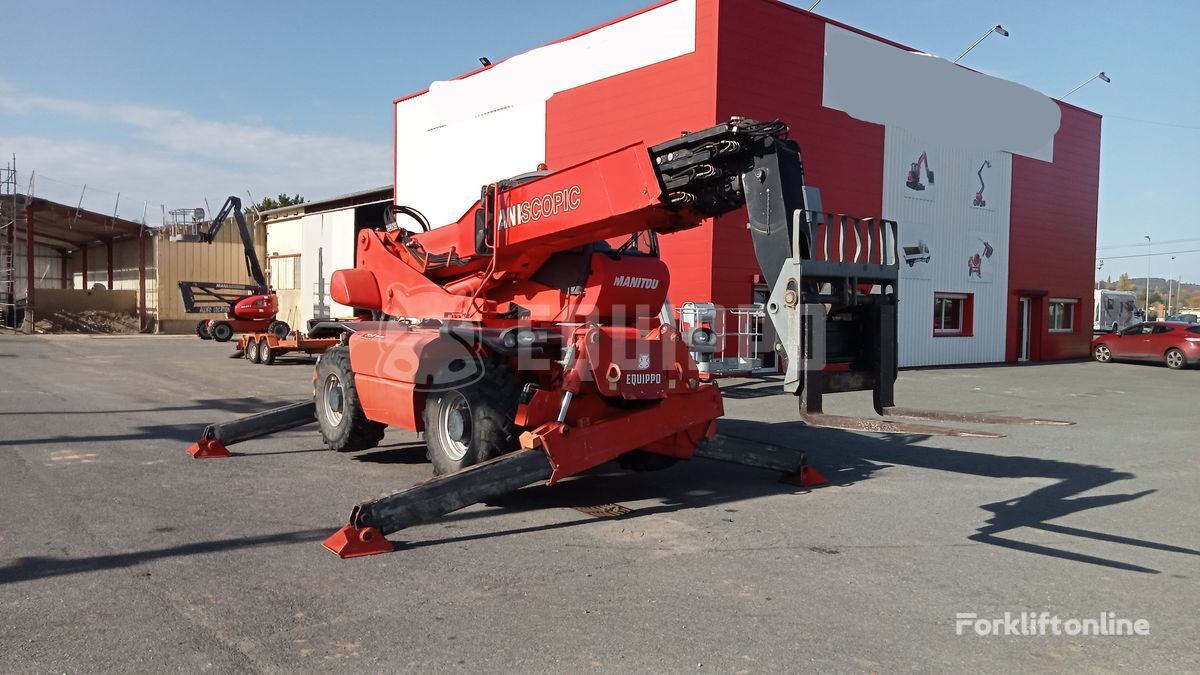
[934, 293, 967, 335]
[1049, 298, 1077, 333]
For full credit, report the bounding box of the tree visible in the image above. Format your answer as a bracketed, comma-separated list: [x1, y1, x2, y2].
[249, 193, 305, 212]
[1115, 273, 1134, 291]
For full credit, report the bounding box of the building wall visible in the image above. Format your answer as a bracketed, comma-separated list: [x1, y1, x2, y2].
[148, 214, 264, 331]
[14, 243, 68, 298]
[1006, 103, 1102, 361]
[265, 217, 304, 329]
[884, 128, 1012, 365]
[380, 0, 1100, 367]
[297, 210, 356, 327]
[392, 0, 708, 306]
[712, 2, 885, 309]
[545, 0, 719, 304]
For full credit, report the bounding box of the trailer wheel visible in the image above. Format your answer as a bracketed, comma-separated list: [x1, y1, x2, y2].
[196, 320, 212, 340]
[260, 339, 276, 365]
[246, 338, 261, 363]
[423, 363, 520, 476]
[316, 346, 386, 452]
[268, 320, 290, 340]
[211, 321, 234, 342]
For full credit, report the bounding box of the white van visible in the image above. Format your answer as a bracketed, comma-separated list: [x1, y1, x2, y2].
[1094, 289, 1138, 333]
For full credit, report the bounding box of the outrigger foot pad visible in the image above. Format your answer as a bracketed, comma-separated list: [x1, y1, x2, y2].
[782, 463, 829, 488]
[187, 438, 231, 458]
[322, 524, 394, 558]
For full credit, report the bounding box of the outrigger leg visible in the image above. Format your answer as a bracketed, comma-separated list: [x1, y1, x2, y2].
[324, 449, 555, 558]
[187, 401, 317, 458]
[695, 433, 829, 487]
[325, 432, 833, 559]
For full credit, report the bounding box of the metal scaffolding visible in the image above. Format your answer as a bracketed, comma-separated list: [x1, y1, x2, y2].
[0, 155, 16, 329]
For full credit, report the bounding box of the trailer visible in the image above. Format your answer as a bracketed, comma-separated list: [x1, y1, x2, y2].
[237, 331, 339, 365]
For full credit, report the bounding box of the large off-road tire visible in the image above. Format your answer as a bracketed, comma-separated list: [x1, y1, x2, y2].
[260, 338, 276, 365]
[315, 346, 386, 452]
[268, 320, 291, 340]
[1165, 348, 1187, 370]
[422, 363, 520, 476]
[245, 337, 261, 364]
[1093, 343, 1112, 363]
[196, 320, 212, 340]
[210, 321, 234, 342]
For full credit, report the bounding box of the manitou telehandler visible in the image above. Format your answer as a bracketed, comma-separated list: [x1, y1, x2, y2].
[187, 118, 1068, 557]
[175, 196, 290, 342]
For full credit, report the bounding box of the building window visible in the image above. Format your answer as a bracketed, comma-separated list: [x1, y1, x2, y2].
[934, 293, 973, 336]
[268, 255, 300, 291]
[1049, 298, 1077, 333]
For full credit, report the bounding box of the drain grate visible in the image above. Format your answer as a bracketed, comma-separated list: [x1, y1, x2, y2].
[572, 503, 633, 518]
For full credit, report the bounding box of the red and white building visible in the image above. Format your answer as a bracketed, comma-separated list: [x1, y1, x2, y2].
[294, 0, 1102, 366]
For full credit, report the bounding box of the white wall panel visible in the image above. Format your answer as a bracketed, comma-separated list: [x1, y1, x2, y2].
[14, 244, 65, 298]
[327, 208, 356, 319]
[394, 0, 697, 227]
[884, 126, 1012, 366]
[298, 213, 327, 326]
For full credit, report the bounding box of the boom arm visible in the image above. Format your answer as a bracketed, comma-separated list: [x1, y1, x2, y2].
[174, 196, 269, 294]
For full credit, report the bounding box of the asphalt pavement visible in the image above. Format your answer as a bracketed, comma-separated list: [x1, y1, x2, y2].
[1, 334, 1197, 673]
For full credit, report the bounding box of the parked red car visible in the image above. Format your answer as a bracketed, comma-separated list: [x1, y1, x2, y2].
[1092, 321, 1200, 370]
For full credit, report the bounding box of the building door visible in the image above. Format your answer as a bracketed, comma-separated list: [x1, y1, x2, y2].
[1018, 297, 1032, 362]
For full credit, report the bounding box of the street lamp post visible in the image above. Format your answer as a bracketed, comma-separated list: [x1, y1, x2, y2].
[1062, 71, 1111, 99]
[1144, 236, 1152, 318]
[1168, 256, 1176, 315]
[953, 25, 1009, 64]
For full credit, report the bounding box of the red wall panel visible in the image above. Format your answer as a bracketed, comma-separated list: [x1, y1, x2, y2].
[1007, 103, 1102, 361]
[544, 0, 721, 305]
[711, 0, 885, 309]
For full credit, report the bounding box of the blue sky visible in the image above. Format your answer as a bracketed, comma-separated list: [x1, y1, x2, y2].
[3, 0, 1197, 282]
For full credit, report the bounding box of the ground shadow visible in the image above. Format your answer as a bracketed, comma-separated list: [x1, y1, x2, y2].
[380, 420, 1193, 574]
[721, 418, 1196, 574]
[353, 442, 428, 464]
[0, 528, 331, 586]
[0, 396, 309, 447]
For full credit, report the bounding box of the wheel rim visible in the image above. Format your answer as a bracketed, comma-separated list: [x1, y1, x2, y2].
[322, 373, 345, 426]
[435, 391, 472, 461]
[246, 341, 256, 360]
[1096, 345, 1110, 361]
[1167, 351, 1183, 368]
[258, 339, 269, 362]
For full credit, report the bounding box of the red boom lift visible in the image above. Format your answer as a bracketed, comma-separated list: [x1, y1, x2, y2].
[187, 118, 1069, 556]
[175, 196, 290, 342]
